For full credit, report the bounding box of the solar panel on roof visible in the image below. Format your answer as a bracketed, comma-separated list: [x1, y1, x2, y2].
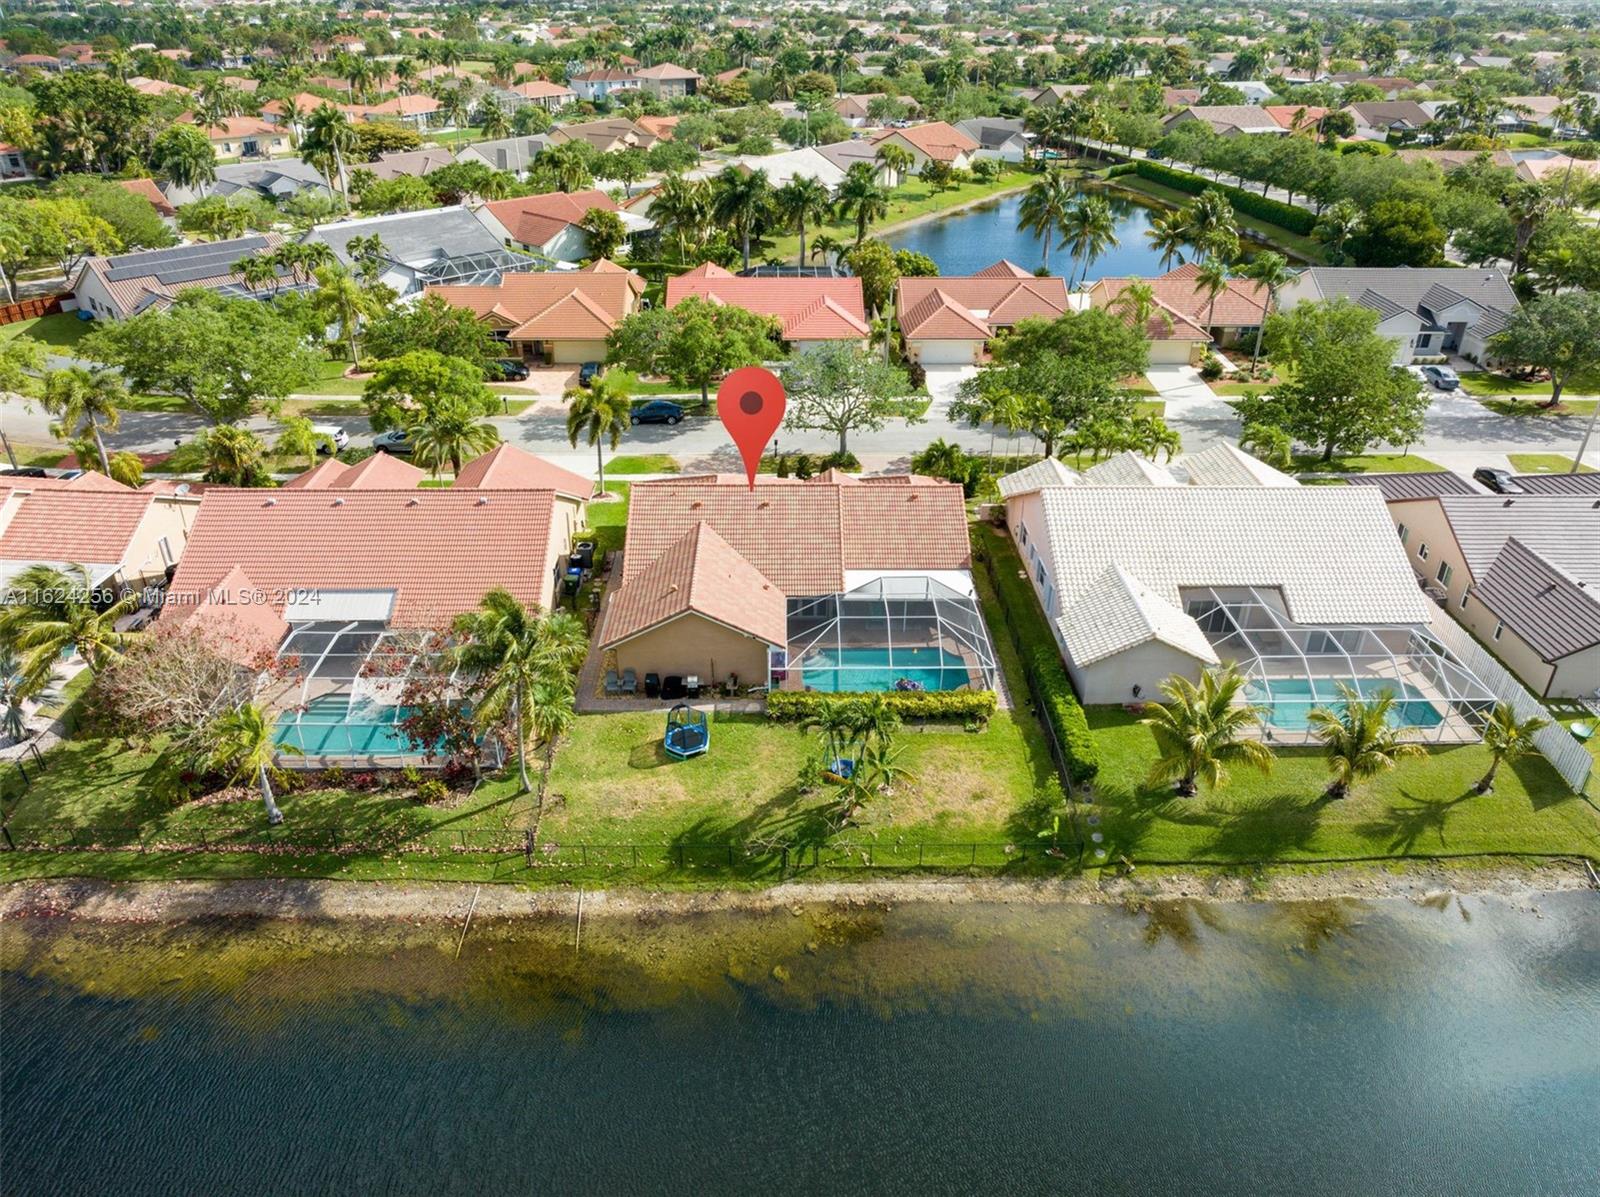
[103, 237, 271, 282]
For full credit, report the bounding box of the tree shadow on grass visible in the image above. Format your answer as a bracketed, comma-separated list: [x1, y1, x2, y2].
[1197, 790, 1327, 861]
[1352, 788, 1474, 855]
[1086, 773, 1188, 861]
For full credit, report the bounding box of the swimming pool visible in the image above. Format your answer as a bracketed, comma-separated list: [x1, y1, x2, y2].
[1245, 677, 1446, 732]
[799, 647, 974, 693]
[274, 695, 427, 758]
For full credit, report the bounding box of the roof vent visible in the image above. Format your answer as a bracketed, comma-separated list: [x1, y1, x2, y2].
[758, 500, 771, 509]
[263, 497, 276, 507]
[1503, 498, 1514, 507]
[690, 500, 702, 509]
[332, 497, 345, 506]
[407, 497, 421, 506]
[908, 492, 919, 501]
[476, 496, 489, 505]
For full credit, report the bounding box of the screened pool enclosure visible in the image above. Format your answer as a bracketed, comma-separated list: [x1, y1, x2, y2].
[1183, 587, 1497, 745]
[780, 576, 999, 694]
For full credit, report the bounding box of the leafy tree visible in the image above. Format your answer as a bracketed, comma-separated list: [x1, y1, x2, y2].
[578, 206, 627, 260]
[1140, 667, 1274, 797]
[604, 305, 678, 376]
[352, 121, 423, 161]
[1307, 685, 1426, 800]
[919, 159, 955, 192]
[42, 366, 123, 475]
[1313, 199, 1363, 265]
[782, 342, 914, 454]
[49, 176, 174, 250]
[1238, 298, 1428, 463]
[565, 369, 633, 495]
[603, 148, 648, 198]
[657, 297, 781, 405]
[356, 174, 438, 214]
[363, 294, 501, 366]
[81, 292, 320, 424]
[0, 563, 139, 696]
[1489, 292, 1600, 409]
[275, 415, 332, 470]
[148, 125, 217, 195]
[204, 703, 295, 825]
[27, 74, 151, 175]
[842, 238, 900, 317]
[1476, 702, 1549, 794]
[362, 350, 498, 432]
[1348, 198, 1446, 267]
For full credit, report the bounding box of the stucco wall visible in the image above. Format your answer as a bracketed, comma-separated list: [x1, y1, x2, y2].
[612, 613, 772, 689]
[1070, 641, 1206, 705]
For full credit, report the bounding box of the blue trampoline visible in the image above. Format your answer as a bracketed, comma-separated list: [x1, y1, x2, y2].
[664, 703, 709, 759]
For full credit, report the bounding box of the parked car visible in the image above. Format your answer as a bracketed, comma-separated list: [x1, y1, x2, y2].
[577, 361, 602, 387]
[1421, 365, 1460, 390]
[486, 358, 530, 381]
[1473, 467, 1525, 495]
[311, 422, 349, 453]
[630, 400, 684, 426]
[0, 467, 49, 478]
[372, 428, 413, 456]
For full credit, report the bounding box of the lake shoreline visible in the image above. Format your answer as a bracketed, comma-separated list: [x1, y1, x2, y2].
[4, 860, 1591, 925]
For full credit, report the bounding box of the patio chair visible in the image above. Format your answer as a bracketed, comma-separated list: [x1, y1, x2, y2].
[621, 668, 638, 695]
[604, 669, 623, 696]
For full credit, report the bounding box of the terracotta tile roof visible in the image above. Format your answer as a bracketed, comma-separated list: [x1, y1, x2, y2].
[115, 177, 178, 218]
[549, 118, 659, 153]
[166, 489, 561, 627]
[483, 189, 618, 247]
[898, 269, 1069, 339]
[602, 522, 786, 647]
[282, 454, 426, 490]
[1262, 104, 1330, 131]
[509, 80, 575, 100]
[665, 274, 868, 340]
[622, 474, 970, 597]
[971, 260, 1035, 278]
[0, 473, 132, 493]
[871, 120, 980, 162]
[632, 63, 701, 80]
[635, 115, 679, 140]
[452, 445, 593, 498]
[1090, 264, 1268, 329]
[0, 491, 155, 564]
[281, 458, 350, 489]
[186, 115, 282, 139]
[424, 269, 642, 339]
[186, 565, 292, 664]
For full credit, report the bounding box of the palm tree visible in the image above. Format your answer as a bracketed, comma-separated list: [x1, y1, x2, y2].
[313, 264, 379, 368]
[1145, 209, 1193, 271]
[0, 645, 27, 743]
[874, 142, 913, 185]
[1060, 195, 1119, 289]
[711, 166, 774, 271]
[651, 173, 711, 261]
[150, 127, 217, 197]
[438, 86, 473, 145]
[565, 370, 633, 496]
[774, 176, 833, 267]
[1314, 199, 1362, 265]
[201, 424, 265, 485]
[0, 563, 140, 695]
[476, 95, 511, 141]
[205, 703, 296, 825]
[1016, 168, 1072, 272]
[1193, 257, 1232, 343]
[835, 162, 890, 246]
[1306, 685, 1426, 800]
[1140, 666, 1274, 796]
[809, 233, 844, 268]
[1475, 702, 1549, 794]
[42, 367, 123, 476]
[1186, 191, 1238, 261]
[1238, 251, 1294, 376]
[275, 415, 331, 469]
[408, 399, 500, 476]
[1110, 278, 1170, 334]
[301, 103, 358, 203]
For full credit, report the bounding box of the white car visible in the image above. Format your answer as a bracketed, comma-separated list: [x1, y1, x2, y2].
[311, 423, 350, 453]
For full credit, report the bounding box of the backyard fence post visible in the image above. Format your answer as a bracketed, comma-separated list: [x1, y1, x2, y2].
[523, 830, 532, 866]
[919, 842, 925, 866]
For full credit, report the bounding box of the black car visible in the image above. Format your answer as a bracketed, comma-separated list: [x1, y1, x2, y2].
[577, 361, 602, 387]
[0, 467, 49, 478]
[1473, 467, 1525, 495]
[630, 400, 684, 426]
[487, 358, 530, 381]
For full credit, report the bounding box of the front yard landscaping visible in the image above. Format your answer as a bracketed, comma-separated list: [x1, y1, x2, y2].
[1506, 453, 1596, 474]
[1289, 453, 1444, 474]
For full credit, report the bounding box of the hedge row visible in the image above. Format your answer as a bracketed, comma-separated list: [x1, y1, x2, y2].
[765, 689, 997, 723]
[1026, 648, 1100, 786]
[1131, 160, 1318, 236]
[1104, 162, 1137, 178]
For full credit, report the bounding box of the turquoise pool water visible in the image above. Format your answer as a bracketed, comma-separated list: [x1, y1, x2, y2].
[1246, 677, 1445, 732]
[274, 695, 423, 757]
[801, 646, 971, 692]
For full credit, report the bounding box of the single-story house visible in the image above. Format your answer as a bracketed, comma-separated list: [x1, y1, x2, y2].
[116, 178, 178, 220]
[1343, 100, 1440, 141]
[813, 140, 899, 186]
[598, 473, 995, 694]
[665, 264, 870, 351]
[1277, 267, 1520, 364]
[547, 118, 662, 154]
[0, 482, 197, 593]
[161, 157, 333, 207]
[1087, 263, 1270, 360]
[897, 262, 1071, 365]
[1017, 83, 1092, 108]
[1350, 473, 1600, 698]
[869, 121, 980, 171]
[454, 135, 552, 175]
[1162, 105, 1289, 136]
[955, 117, 1030, 162]
[301, 206, 522, 295]
[425, 261, 645, 364]
[497, 79, 575, 112]
[71, 233, 289, 320]
[478, 190, 652, 262]
[996, 463, 1494, 740]
[363, 147, 458, 182]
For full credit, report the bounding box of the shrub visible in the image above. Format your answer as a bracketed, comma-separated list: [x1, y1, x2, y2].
[793, 452, 813, 479]
[1198, 353, 1225, 381]
[1130, 160, 1317, 235]
[415, 778, 449, 804]
[817, 449, 860, 471]
[766, 689, 997, 723]
[108, 451, 144, 488]
[1104, 162, 1137, 178]
[1026, 648, 1100, 785]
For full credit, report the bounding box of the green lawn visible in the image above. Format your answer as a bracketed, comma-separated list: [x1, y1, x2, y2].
[1507, 453, 1597, 474]
[1477, 395, 1599, 418]
[118, 392, 191, 413]
[1106, 174, 1328, 263]
[606, 454, 679, 474]
[1290, 453, 1444, 474]
[0, 312, 93, 351]
[1459, 373, 1599, 416]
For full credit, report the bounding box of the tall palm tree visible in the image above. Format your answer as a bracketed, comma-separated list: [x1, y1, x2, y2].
[1306, 686, 1426, 800]
[1016, 168, 1072, 272]
[1238, 251, 1294, 375]
[408, 398, 500, 476]
[1141, 666, 1274, 796]
[438, 86, 473, 145]
[313, 264, 379, 368]
[835, 162, 890, 246]
[1145, 209, 1192, 271]
[1186, 190, 1238, 260]
[0, 563, 140, 695]
[651, 172, 711, 260]
[1060, 194, 1119, 289]
[711, 166, 774, 271]
[1193, 257, 1232, 343]
[476, 95, 511, 142]
[1475, 702, 1549, 794]
[1314, 199, 1362, 265]
[205, 703, 296, 825]
[809, 233, 844, 268]
[1110, 277, 1170, 334]
[150, 126, 217, 197]
[201, 424, 266, 486]
[774, 176, 833, 267]
[565, 370, 633, 496]
[301, 103, 358, 202]
[874, 142, 914, 185]
[42, 367, 123, 476]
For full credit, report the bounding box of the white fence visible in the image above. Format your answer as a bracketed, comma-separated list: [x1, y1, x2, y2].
[1427, 616, 1593, 795]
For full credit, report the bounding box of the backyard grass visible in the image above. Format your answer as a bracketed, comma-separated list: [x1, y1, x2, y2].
[1506, 453, 1596, 474]
[1290, 453, 1444, 474]
[0, 312, 92, 351]
[606, 454, 679, 474]
[1106, 174, 1328, 263]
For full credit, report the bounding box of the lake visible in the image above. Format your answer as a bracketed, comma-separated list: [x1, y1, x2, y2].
[891, 187, 1209, 281]
[4, 891, 1599, 1196]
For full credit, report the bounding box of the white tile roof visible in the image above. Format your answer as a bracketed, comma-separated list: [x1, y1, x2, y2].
[1057, 565, 1220, 667]
[1081, 451, 1180, 487]
[1174, 443, 1299, 488]
[997, 457, 1081, 498]
[1037, 486, 1433, 628]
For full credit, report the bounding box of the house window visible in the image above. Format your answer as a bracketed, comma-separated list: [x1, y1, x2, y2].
[1018, 521, 1028, 546]
[1396, 523, 1409, 544]
[158, 536, 174, 567]
[1035, 561, 1047, 588]
[1435, 561, 1453, 587]
[1459, 591, 1470, 610]
[1493, 622, 1504, 642]
[1417, 542, 1429, 561]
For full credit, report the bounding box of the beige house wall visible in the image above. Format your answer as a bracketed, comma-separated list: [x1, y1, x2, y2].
[612, 613, 773, 689]
[124, 498, 198, 585]
[1071, 641, 1208, 705]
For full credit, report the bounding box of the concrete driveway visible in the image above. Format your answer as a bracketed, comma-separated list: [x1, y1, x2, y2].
[922, 364, 978, 416]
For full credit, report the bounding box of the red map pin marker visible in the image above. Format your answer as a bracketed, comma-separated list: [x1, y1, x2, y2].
[716, 366, 786, 491]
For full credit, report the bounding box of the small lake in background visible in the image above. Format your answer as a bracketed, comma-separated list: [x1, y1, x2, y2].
[4, 892, 1599, 1196]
